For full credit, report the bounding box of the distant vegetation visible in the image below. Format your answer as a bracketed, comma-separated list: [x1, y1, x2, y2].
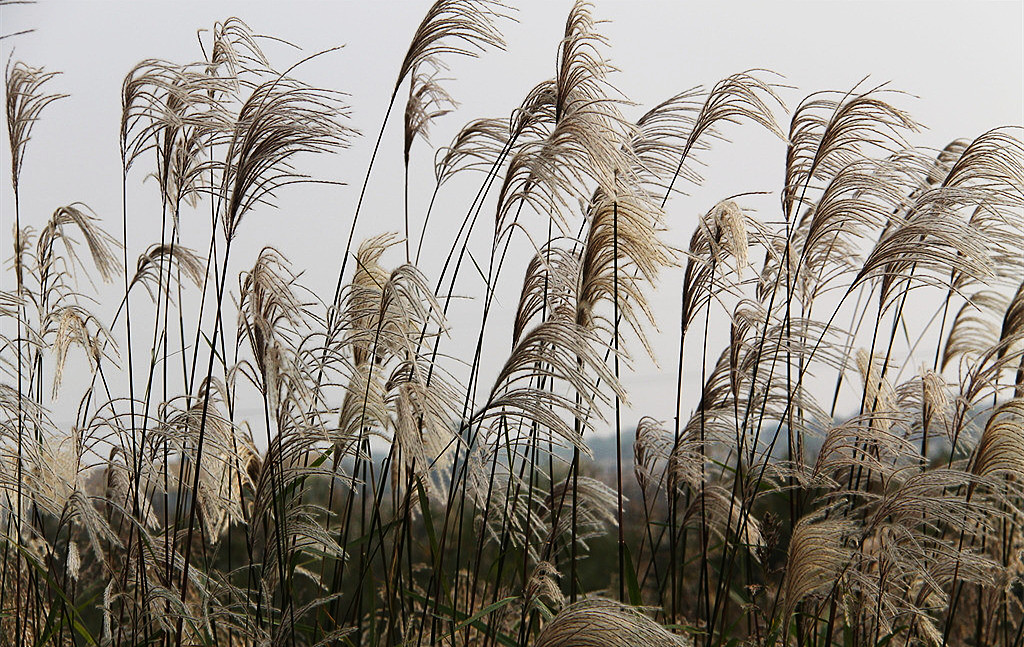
[2, 2, 1023, 646]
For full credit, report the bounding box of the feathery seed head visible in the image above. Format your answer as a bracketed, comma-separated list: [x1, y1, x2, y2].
[6, 60, 65, 194]
[536, 599, 691, 647]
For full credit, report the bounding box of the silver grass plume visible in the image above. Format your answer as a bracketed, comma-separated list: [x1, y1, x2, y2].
[24, 426, 85, 519]
[783, 88, 918, 221]
[473, 306, 625, 454]
[678, 313, 836, 462]
[465, 446, 547, 556]
[10, 223, 28, 296]
[103, 445, 159, 532]
[847, 469, 1008, 643]
[856, 348, 897, 418]
[65, 539, 80, 582]
[790, 156, 923, 298]
[206, 17, 273, 85]
[576, 185, 672, 358]
[630, 71, 787, 228]
[1002, 281, 1024, 396]
[341, 234, 445, 366]
[337, 358, 389, 449]
[129, 243, 206, 302]
[942, 132, 1024, 294]
[19, 428, 118, 563]
[339, 235, 455, 486]
[218, 72, 353, 241]
[852, 128, 1023, 309]
[624, 87, 706, 191]
[999, 280, 1024, 356]
[682, 484, 765, 562]
[920, 368, 953, 445]
[682, 201, 768, 332]
[780, 514, 857, 624]
[943, 290, 1012, 371]
[5, 60, 65, 195]
[810, 413, 919, 488]
[120, 59, 228, 172]
[970, 398, 1024, 479]
[545, 475, 618, 550]
[535, 598, 691, 647]
[345, 233, 397, 366]
[434, 117, 510, 185]
[238, 247, 312, 409]
[514, 243, 581, 345]
[525, 561, 565, 614]
[405, 71, 456, 163]
[634, 416, 674, 496]
[686, 70, 785, 157]
[157, 384, 252, 543]
[400, 0, 507, 167]
[395, 0, 507, 94]
[148, 64, 235, 213]
[859, 201, 995, 311]
[37, 203, 122, 285]
[495, 1, 630, 241]
[48, 305, 111, 396]
[950, 342, 1024, 451]
[386, 357, 462, 486]
[627, 70, 785, 204]
[941, 127, 1024, 198]
[925, 138, 970, 186]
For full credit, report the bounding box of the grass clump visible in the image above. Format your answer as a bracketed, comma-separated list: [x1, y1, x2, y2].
[2, 2, 1023, 646]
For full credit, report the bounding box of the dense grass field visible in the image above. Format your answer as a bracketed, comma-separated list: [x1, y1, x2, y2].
[2, 2, 1023, 645]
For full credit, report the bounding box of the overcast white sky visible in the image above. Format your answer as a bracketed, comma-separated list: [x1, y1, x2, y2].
[2, 1, 1022, 429]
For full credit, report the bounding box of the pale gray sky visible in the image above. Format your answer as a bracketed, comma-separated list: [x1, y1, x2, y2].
[2, 1, 1022, 430]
